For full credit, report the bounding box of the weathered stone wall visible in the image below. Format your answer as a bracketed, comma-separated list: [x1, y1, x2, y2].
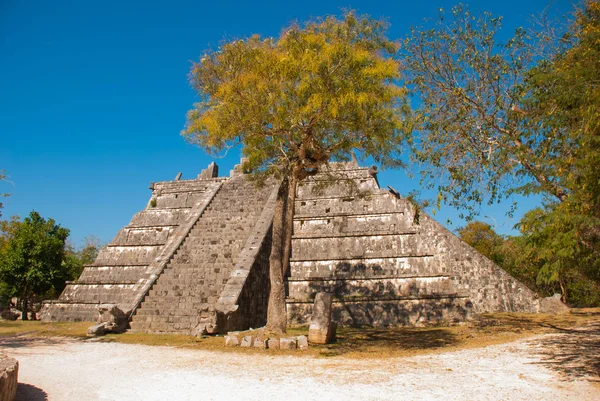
[0, 355, 18, 401]
[417, 211, 540, 313]
[289, 297, 472, 327]
[223, 229, 272, 332]
[286, 162, 539, 326]
[40, 177, 223, 322]
[42, 160, 539, 329]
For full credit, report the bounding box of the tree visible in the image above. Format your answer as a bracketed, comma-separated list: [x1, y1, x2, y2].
[0, 211, 70, 319]
[517, 1, 600, 300]
[63, 235, 103, 281]
[0, 170, 9, 218]
[402, 2, 599, 303]
[183, 12, 406, 333]
[0, 215, 20, 252]
[401, 3, 574, 217]
[458, 221, 504, 264]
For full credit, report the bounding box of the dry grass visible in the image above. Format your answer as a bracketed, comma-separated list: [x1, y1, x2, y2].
[0, 320, 90, 338]
[320, 309, 600, 359]
[1, 309, 599, 360]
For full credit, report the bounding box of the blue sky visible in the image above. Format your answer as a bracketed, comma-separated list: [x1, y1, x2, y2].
[0, 0, 574, 246]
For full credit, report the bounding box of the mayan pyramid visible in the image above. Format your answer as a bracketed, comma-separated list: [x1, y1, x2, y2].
[40, 159, 540, 333]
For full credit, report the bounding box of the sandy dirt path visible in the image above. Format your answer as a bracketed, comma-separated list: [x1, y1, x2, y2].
[2, 330, 598, 401]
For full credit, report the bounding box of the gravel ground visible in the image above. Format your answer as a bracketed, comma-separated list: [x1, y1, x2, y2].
[2, 332, 598, 401]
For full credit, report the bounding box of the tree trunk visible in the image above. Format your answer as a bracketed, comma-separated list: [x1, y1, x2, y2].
[265, 179, 288, 334]
[510, 138, 568, 202]
[559, 274, 567, 305]
[282, 174, 297, 278]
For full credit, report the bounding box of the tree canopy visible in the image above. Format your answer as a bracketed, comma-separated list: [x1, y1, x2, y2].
[183, 12, 407, 332]
[458, 221, 505, 264]
[401, 3, 575, 216]
[0, 211, 71, 319]
[404, 1, 600, 302]
[62, 235, 103, 283]
[183, 12, 406, 180]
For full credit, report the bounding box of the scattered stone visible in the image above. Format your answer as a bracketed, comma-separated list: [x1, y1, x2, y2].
[297, 335, 309, 350]
[86, 323, 106, 337]
[540, 294, 570, 315]
[190, 324, 206, 337]
[97, 304, 128, 334]
[267, 338, 280, 350]
[253, 338, 267, 349]
[0, 308, 19, 321]
[224, 335, 240, 346]
[280, 337, 297, 350]
[240, 335, 253, 347]
[0, 354, 18, 401]
[309, 292, 336, 344]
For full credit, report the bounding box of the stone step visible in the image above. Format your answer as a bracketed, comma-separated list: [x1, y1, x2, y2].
[130, 177, 270, 333]
[287, 295, 472, 326]
[136, 301, 211, 311]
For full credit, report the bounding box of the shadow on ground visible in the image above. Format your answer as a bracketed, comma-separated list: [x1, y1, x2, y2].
[16, 383, 48, 401]
[319, 326, 459, 356]
[0, 335, 79, 349]
[530, 313, 600, 382]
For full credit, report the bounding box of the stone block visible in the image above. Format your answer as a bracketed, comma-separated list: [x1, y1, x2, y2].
[0, 354, 18, 401]
[205, 324, 218, 335]
[225, 335, 240, 346]
[297, 335, 309, 349]
[87, 322, 106, 337]
[267, 338, 280, 350]
[97, 304, 129, 333]
[253, 338, 267, 349]
[198, 162, 219, 179]
[540, 294, 570, 315]
[0, 308, 19, 321]
[280, 337, 297, 350]
[241, 335, 253, 347]
[308, 292, 335, 344]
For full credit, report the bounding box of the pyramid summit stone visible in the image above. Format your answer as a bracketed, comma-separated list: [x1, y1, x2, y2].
[40, 160, 540, 333]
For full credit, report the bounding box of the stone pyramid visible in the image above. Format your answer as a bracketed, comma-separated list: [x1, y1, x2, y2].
[41, 160, 539, 333]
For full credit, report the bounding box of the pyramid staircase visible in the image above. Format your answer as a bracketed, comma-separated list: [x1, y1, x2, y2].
[39, 177, 223, 322]
[129, 176, 272, 334]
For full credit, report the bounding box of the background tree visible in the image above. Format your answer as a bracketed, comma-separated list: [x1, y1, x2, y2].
[0, 211, 70, 319]
[516, 1, 600, 302]
[62, 235, 103, 282]
[459, 218, 600, 307]
[183, 12, 406, 333]
[403, 2, 599, 304]
[401, 3, 573, 216]
[457, 221, 505, 265]
[0, 215, 20, 252]
[0, 170, 9, 218]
